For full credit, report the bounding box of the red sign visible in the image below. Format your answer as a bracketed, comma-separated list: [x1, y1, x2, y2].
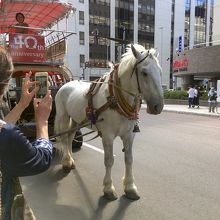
[9, 33, 46, 63]
[173, 58, 189, 72]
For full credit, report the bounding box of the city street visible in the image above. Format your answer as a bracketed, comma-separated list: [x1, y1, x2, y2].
[21, 110, 220, 220]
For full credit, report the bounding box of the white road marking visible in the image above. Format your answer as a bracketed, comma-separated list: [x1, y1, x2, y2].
[83, 142, 116, 156]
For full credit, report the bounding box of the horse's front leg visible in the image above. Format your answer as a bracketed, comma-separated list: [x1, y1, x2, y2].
[102, 137, 117, 200]
[121, 132, 140, 200]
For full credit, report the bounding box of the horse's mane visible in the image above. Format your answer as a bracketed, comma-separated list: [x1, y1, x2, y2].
[119, 44, 159, 76]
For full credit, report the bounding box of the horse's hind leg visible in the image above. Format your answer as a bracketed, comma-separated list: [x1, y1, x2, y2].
[121, 132, 140, 200]
[55, 113, 76, 172]
[102, 136, 117, 200]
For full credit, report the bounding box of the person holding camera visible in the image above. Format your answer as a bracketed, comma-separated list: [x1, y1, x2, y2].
[0, 47, 53, 219]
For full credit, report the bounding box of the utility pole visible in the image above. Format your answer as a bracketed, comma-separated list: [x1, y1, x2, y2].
[92, 28, 99, 45]
[159, 27, 164, 68]
[121, 24, 126, 54]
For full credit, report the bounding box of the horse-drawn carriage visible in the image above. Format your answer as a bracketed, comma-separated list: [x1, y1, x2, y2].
[1, 0, 165, 201]
[0, 0, 82, 148]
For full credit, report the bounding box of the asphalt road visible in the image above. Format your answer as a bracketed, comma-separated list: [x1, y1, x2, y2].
[21, 110, 220, 220]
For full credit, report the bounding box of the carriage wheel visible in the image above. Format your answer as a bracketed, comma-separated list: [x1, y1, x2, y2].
[72, 130, 83, 149]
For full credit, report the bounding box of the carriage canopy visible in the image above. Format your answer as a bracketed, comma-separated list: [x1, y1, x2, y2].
[0, 0, 74, 33]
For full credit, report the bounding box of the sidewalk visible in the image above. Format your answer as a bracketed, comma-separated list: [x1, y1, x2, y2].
[142, 104, 220, 117]
[163, 105, 220, 117]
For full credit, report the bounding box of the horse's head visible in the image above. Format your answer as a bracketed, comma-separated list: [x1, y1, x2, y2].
[130, 44, 164, 115]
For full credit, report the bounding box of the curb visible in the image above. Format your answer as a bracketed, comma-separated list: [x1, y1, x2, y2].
[141, 104, 220, 118]
[162, 109, 220, 118]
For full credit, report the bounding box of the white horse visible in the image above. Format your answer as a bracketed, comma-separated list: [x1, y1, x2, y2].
[54, 44, 164, 200]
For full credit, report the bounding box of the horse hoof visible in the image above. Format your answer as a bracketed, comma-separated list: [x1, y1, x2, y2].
[104, 191, 118, 201]
[125, 190, 140, 200]
[62, 164, 75, 173]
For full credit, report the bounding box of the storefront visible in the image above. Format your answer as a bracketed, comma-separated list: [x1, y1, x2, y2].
[173, 44, 220, 90]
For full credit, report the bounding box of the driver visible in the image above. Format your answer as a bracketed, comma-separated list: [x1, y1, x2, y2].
[15, 12, 29, 34]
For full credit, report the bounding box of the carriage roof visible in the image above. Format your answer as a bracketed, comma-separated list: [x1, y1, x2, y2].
[0, 0, 74, 34]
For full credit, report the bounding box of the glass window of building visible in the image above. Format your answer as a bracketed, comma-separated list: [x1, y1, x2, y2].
[89, 0, 110, 68]
[138, 0, 155, 49]
[80, 54, 85, 67]
[184, 0, 190, 48]
[79, 31, 85, 45]
[79, 11, 85, 25]
[194, 0, 207, 46]
[115, 0, 135, 61]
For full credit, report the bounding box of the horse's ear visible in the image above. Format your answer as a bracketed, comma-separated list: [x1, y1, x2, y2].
[131, 44, 142, 60]
[155, 51, 159, 58]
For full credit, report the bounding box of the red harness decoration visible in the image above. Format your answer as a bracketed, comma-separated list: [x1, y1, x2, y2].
[85, 64, 141, 125]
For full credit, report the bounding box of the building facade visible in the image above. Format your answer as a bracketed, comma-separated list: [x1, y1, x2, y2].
[53, 0, 216, 90]
[173, 0, 218, 90]
[213, 0, 220, 44]
[54, 0, 172, 88]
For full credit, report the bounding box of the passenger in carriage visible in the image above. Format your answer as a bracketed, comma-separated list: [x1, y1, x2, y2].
[0, 47, 53, 219]
[15, 12, 29, 34]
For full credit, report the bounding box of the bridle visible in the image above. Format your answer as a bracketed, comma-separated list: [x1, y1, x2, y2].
[131, 51, 149, 94]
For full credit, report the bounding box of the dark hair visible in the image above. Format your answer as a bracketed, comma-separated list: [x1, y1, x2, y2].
[16, 12, 25, 21]
[0, 47, 14, 96]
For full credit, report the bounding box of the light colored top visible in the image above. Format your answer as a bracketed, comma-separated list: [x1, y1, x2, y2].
[188, 88, 195, 98]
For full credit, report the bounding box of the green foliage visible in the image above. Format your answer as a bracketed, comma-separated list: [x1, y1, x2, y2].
[199, 91, 208, 100]
[163, 90, 208, 100]
[163, 90, 188, 100]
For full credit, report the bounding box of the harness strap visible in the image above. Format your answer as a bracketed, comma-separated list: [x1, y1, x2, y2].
[85, 64, 141, 122]
[131, 52, 149, 94]
[113, 66, 141, 119]
[108, 66, 137, 119]
[85, 77, 105, 125]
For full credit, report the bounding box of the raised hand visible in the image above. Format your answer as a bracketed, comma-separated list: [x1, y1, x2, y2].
[33, 90, 52, 139]
[19, 71, 39, 109]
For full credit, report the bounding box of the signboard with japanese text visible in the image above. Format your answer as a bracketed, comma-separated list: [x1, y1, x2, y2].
[178, 36, 182, 52]
[173, 58, 189, 72]
[9, 33, 46, 63]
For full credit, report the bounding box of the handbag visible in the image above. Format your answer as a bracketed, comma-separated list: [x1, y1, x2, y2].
[11, 177, 36, 220]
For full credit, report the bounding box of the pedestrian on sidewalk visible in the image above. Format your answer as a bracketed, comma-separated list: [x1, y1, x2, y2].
[193, 86, 200, 108]
[187, 86, 195, 108]
[208, 87, 217, 113]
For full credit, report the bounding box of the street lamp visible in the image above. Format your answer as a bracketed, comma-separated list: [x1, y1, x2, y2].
[92, 28, 99, 45]
[81, 62, 88, 80]
[106, 39, 109, 64]
[159, 27, 164, 68]
[120, 24, 126, 54]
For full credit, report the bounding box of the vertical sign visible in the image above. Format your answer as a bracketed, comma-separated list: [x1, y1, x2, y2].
[178, 36, 182, 52]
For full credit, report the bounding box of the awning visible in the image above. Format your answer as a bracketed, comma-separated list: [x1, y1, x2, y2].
[0, 0, 74, 33]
